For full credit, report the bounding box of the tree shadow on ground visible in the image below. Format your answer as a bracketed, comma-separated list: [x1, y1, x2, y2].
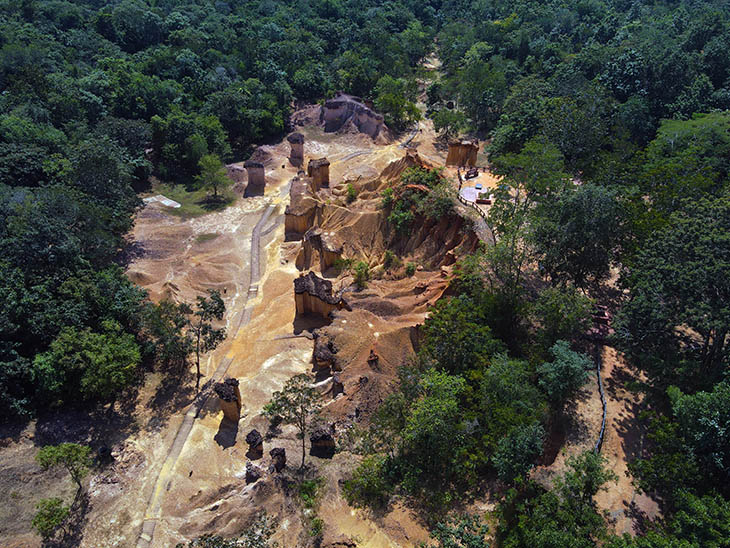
[145, 373, 197, 432]
[33, 400, 139, 451]
[198, 194, 233, 212]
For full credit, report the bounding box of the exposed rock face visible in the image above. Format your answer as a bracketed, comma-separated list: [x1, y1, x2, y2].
[309, 424, 336, 458]
[246, 429, 264, 460]
[269, 447, 286, 473]
[287, 132, 304, 166]
[446, 140, 479, 167]
[244, 160, 265, 188]
[320, 92, 387, 140]
[307, 157, 330, 190]
[313, 334, 339, 372]
[245, 462, 262, 484]
[214, 377, 242, 422]
[332, 373, 344, 399]
[294, 272, 350, 319]
[285, 177, 321, 239]
[226, 164, 246, 184]
[296, 228, 343, 272]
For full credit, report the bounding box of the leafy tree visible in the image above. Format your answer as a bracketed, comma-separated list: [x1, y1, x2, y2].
[432, 109, 466, 140]
[492, 422, 545, 484]
[32, 320, 141, 404]
[36, 443, 92, 491]
[531, 286, 592, 351]
[32, 497, 69, 540]
[196, 154, 232, 199]
[263, 373, 322, 469]
[537, 341, 593, 408]
[668, 382, 730, 488]
[188, 290, 226, 391]
[531, 184, 623, 289]
[143, 300, 193, 372]
[497, 452, 616, 548]
[373, 75, 421, 130]
[613, 197, 730, 389]
[420, 295, 504, 374]
[343, 454, 392, 509]
[400, 369, 466, 494]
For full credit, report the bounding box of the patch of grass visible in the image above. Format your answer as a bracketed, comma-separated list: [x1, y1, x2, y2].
[195, 232, 220, 244]
[150, 182, 236, 218]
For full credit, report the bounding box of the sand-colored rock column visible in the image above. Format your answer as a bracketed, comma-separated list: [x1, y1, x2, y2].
[287, 132, 305, 167]
[307, 158, 330, 191]
[244, 160, 265, 187]
[446, 140, 479, 167]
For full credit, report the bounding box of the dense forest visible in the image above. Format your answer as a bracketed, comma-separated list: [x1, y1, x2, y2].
[1, 0, 729, 546]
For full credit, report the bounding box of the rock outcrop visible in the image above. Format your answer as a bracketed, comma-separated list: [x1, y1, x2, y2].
[294, 271, 350, 319]
[307, 157, 330, 190]
[245, 462, 262, 484]
[296, 228, 343, 272]
[246, 429, 264, 460]
[313, 333, 339, 373]
[310, 424, 336, 458]
[269, 447, 286, 473]
[226, 164, 246, 184]
[285, 177, 321, 239]
[287, 132, 304, 166]
[214, 378, 242, 422]
[244, 160, 265, 188]
[320, 92, 387, 140]
[446, 140, 479, 167]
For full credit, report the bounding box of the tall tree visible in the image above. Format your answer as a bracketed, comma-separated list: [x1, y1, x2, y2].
[188, 290, 226, 391]
[263, 373, 322, 470]
[196, 154, 232, 199]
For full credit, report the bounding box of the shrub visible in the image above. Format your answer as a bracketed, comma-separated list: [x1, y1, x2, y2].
[383, 249, 401, 270]
[32, 498, 69, 540]
[346, 183, 357, 203]
[405, 263, 417, 276]
[354, 261, 370, 289]
[333, 257, 354, 273]
[343, 455, 392, 509]
[380, 187, 394, 209]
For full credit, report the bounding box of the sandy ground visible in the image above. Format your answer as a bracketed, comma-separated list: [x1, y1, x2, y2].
[0, 83, 656, 546]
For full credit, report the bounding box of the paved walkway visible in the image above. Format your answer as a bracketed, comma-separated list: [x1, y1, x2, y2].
[136, 200, 278, 548]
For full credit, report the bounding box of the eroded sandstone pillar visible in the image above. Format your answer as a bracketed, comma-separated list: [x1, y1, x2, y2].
[244, 160, 265, 187]
[446, 140, 479, 167]
[307, 158, 330, 191]
[287, 132, 305, 166]
[214, 377, 242, 422]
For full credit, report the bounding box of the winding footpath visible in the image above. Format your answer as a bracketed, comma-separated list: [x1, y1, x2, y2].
[136, 200, 278, 548]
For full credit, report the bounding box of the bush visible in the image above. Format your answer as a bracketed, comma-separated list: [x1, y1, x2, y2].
[32, 497, 69, 540]
[383, 249, 401, 270]
[333, 257, 354, 273]
[354, 261, 370, 289]
[381, 187, 394, 208]
[405, 263, 417, 276]
[346, 183, 357, 203]
[343, 455, 392, 509]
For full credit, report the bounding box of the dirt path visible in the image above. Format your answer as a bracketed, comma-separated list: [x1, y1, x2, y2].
[135, 200, 279, 548]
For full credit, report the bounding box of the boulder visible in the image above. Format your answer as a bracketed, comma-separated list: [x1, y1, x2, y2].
[246, 429, 264, 460]
[332, 374, 344, 399]
[269, 447, 286, 473]
[245, 462, 262, 484]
